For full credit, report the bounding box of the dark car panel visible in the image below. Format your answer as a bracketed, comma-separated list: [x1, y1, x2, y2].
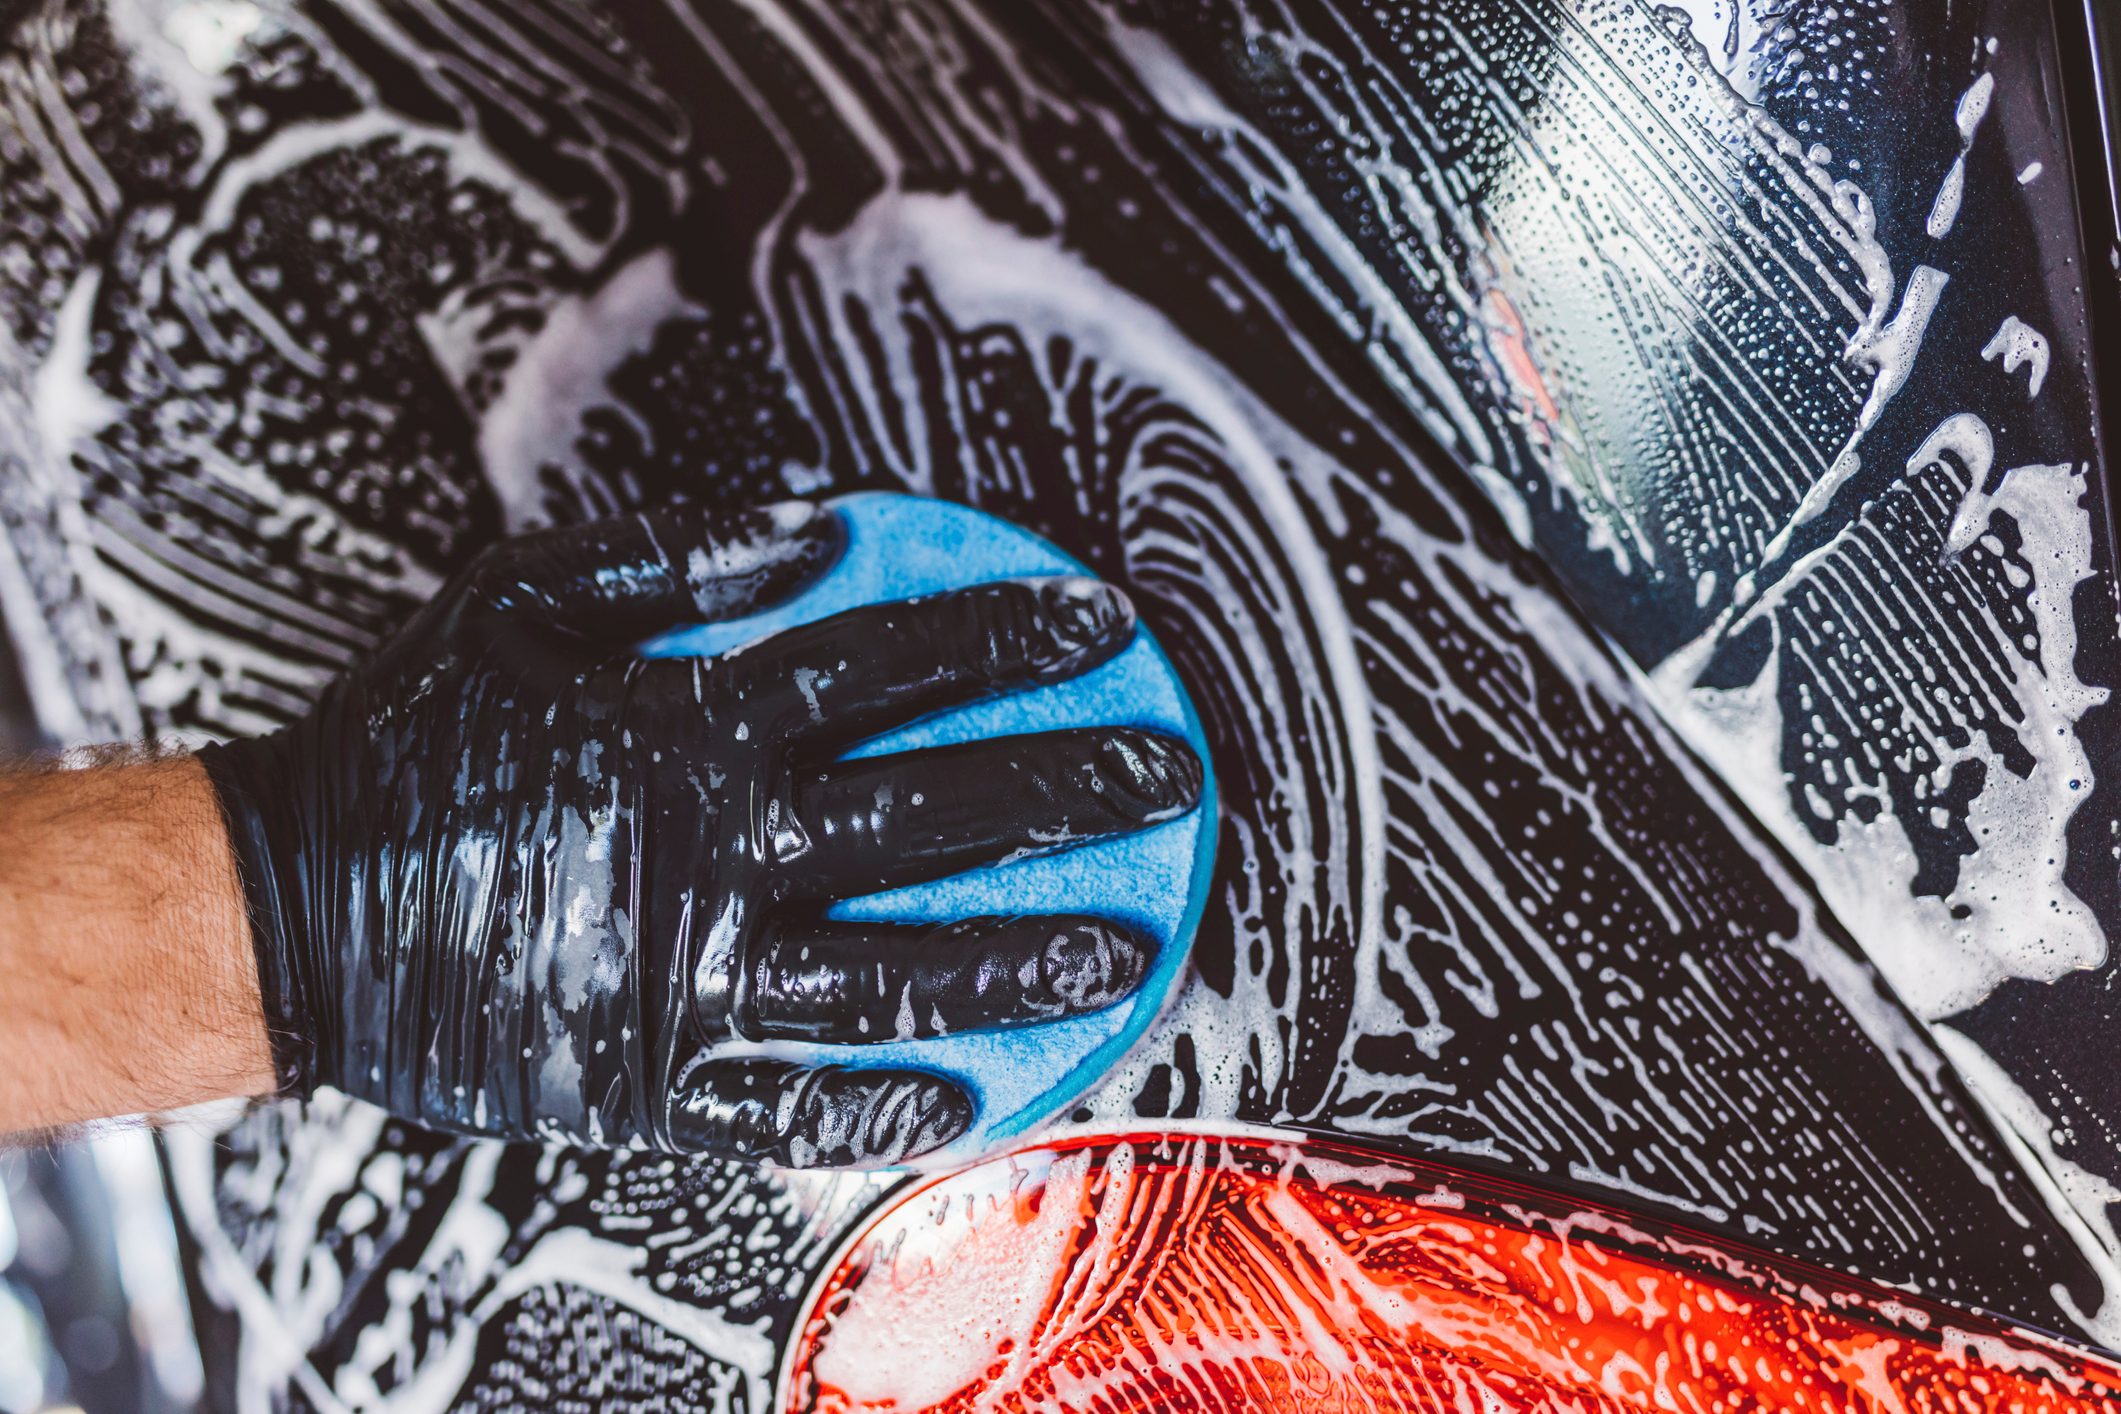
[0, 0, 2116, 1402]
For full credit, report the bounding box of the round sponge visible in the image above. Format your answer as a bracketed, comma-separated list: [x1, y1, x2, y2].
[646, 492, 1216, 1163]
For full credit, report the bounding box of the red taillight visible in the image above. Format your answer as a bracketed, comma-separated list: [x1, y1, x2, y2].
[783, 1134, 2121, 1412]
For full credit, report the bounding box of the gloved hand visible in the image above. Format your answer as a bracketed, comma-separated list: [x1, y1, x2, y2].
[198, 499, 1202, 1165]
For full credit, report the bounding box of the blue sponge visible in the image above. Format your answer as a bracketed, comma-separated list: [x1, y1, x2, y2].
[646, 492, 1215, 1162]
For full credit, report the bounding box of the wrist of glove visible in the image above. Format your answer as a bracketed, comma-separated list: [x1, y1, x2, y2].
[200, 500, 1201, 1166]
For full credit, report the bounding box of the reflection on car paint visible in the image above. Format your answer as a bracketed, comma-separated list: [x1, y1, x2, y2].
[1121, 0, 2121, 1204]
[2, 0, 2119, 1403]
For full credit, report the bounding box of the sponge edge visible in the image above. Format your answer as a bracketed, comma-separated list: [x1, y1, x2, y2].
[645, 492, 1217, 1165]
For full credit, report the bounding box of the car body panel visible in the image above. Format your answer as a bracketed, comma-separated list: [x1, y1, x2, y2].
[0, 0, 2116, 1404]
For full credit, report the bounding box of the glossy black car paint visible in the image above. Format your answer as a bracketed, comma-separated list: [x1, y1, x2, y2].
[0, 0, 2117, 1404]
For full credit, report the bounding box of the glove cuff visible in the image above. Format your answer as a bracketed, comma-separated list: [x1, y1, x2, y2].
[197, 727, 327, 1100]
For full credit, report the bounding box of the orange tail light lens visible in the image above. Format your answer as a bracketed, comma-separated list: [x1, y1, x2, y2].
[783, 1134, 2121, 1413]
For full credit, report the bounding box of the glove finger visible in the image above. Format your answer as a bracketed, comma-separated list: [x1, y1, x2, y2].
[735, 914, 1153, 1043]
[669, 1059, 970, 1166]
[722, 578, 1133, 746]
[779, 727, 1203, 896]
[473, 499, 842, 642]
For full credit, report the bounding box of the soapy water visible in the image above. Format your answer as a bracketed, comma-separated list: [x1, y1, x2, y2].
[1, 0, 2118, 1404]
[1106, 0, 2116, 1035]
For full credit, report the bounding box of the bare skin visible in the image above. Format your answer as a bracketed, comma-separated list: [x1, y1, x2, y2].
[0, 754, 272, 1136]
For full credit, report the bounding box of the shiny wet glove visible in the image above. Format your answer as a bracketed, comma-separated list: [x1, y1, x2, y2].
[198, 500, 1202, 1165]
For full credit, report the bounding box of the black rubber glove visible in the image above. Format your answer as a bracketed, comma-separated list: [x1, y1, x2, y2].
[198, 500, 1202, 1165]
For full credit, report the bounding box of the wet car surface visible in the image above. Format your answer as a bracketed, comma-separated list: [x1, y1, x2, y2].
[3, 0, 2120, 1405]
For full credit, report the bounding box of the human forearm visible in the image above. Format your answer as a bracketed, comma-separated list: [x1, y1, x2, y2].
[0, 753, 272, 1135]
